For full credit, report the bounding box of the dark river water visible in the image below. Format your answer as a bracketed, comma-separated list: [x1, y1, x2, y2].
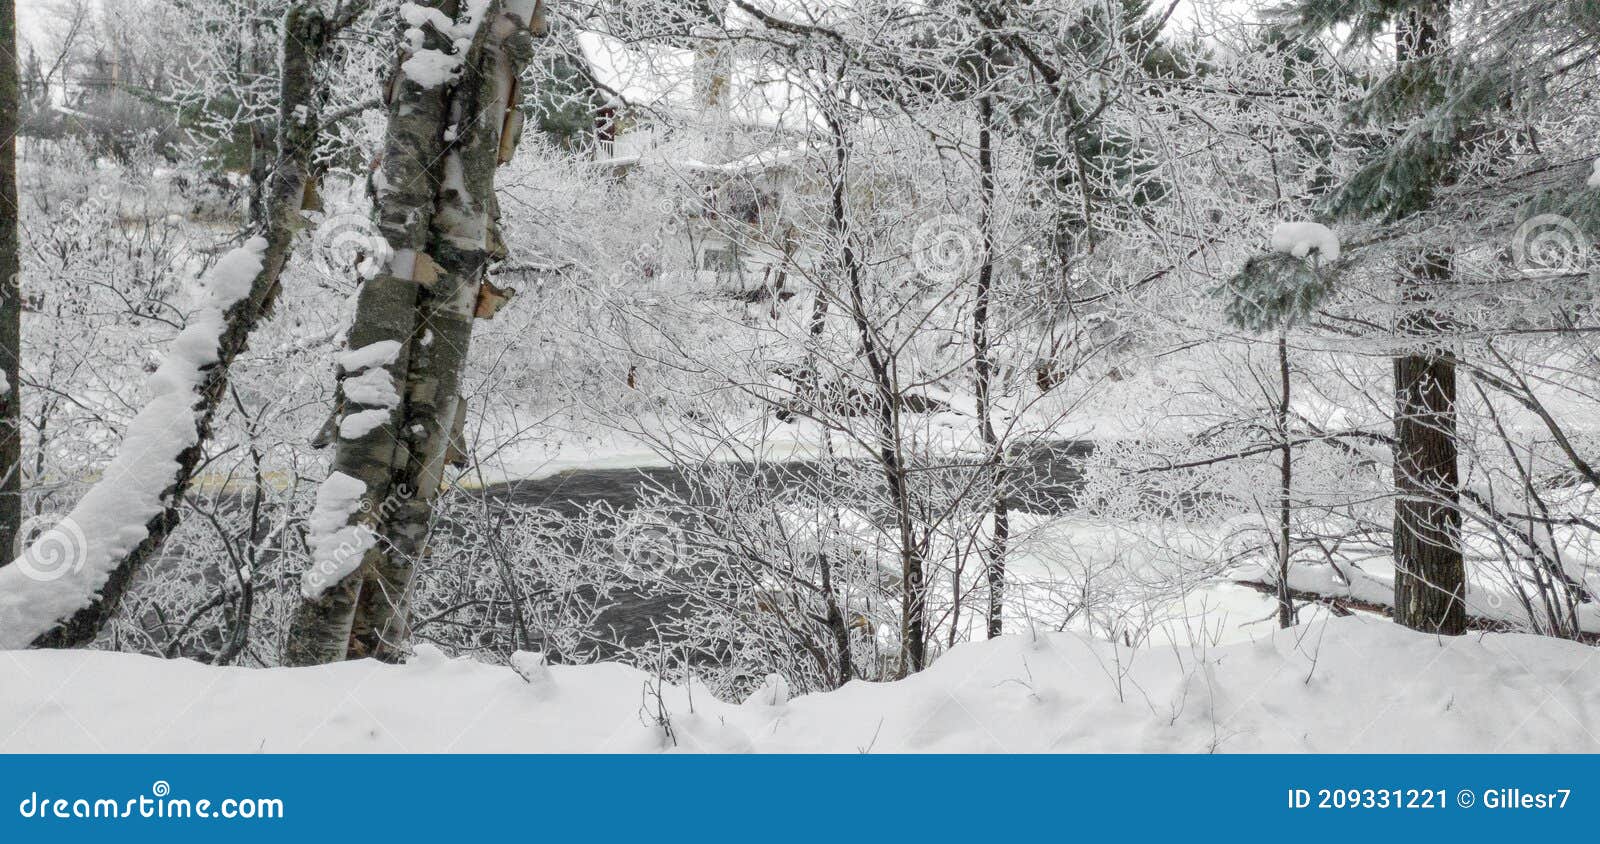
[470, 439, 1096, 518]
[447, 440, 1098, 655]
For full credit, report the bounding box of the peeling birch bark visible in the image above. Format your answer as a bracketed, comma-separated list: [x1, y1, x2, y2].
[287, 0, 540, 665]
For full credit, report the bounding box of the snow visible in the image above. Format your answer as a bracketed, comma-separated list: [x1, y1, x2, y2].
[398, 0, 492, 89]
[741, 673, 791, 707]
[300, 471, 374, 600]
[509, 650, 552, 686]
[0, 238, 267, 649]
[3, 619, 1597, 752]
[399, 2, 456, 32]
[1589, 158, 1600, 189]
[343, 367, 401, 409]
[402, 49, 464, 89]
[574, 26, 818, 133]
[335, 340, 402, 373]
[1270, 221, 1340, 262]
[338, 409, 391, 440]
[202, 243, 266, 308]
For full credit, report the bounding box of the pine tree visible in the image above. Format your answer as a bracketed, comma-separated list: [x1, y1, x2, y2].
[1222, 238, 1340, 627]
[1281, 0, 1469, 633]
[1280, 0, 1600, 633]
[1214, 23, 1352, 629]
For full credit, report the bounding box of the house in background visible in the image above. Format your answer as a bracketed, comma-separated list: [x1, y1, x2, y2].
[572, 22, 819, 296]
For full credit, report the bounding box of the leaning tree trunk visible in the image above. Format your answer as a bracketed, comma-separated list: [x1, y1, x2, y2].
[286, 0, 539, 665]
[21, 5, 340, 648]
[0, 0, 21, 568]
[1391, 5, 1465, 636]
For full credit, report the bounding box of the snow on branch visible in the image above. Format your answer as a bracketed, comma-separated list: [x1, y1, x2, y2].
[1216, 221, 1342, 333]
[1269, 221, 1340, 262]
[0, 239, 268, 649]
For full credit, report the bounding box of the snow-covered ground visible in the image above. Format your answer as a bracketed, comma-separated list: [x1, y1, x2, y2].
[4, 618, 1595, 753]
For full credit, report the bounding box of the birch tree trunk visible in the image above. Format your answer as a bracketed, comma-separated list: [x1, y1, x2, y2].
[0, 0, 21, 569]
[26, 4, 341, 648]
[286, 0, 539, 665]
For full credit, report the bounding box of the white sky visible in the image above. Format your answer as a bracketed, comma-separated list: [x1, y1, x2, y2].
[14, 0, 50, 45]
[7, 0, 1268, 65]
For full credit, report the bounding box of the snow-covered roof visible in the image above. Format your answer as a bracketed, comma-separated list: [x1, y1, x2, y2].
[678, 144, 804, 174]
[576, 29, 695, 110]
[574, 26, 819, 132]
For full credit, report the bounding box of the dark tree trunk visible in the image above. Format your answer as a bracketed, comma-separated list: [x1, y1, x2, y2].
[974, 92, 1008, 639]
[1275, 333, 1293, 628]
[817, 549, 854, 687]
[1390, 5, 1465, 636]
[1392, 254, 1465, 635]
[0, 0, 21, 567]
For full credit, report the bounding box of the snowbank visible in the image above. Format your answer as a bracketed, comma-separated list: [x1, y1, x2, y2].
[2, 618, 1595, 752]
